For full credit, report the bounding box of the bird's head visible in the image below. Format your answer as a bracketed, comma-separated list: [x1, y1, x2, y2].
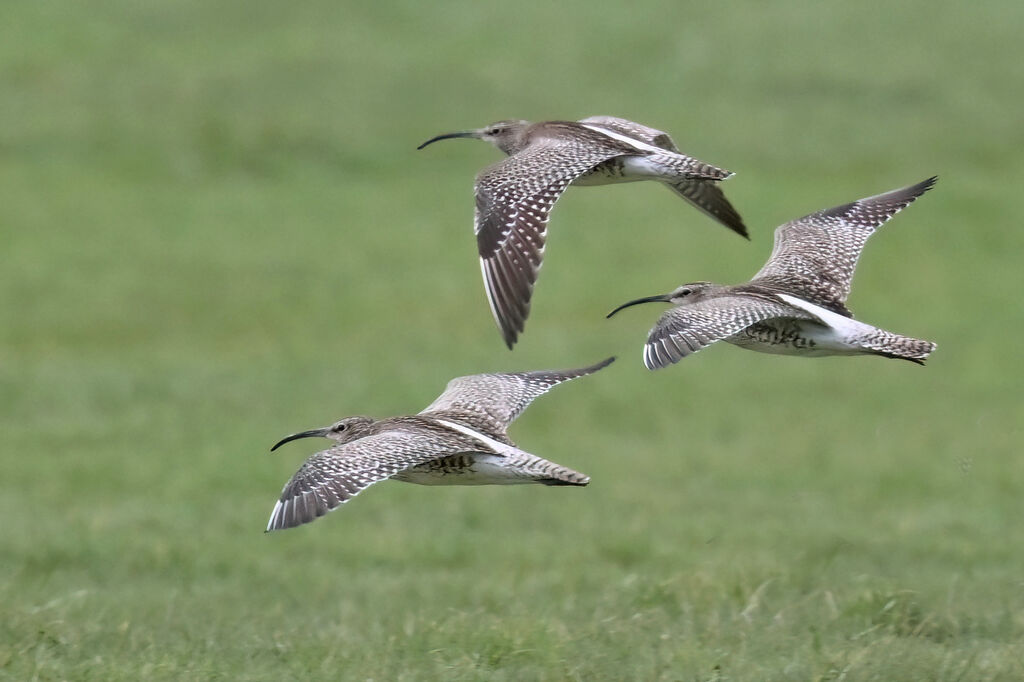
[417, 120, 531, 155]
[270, 416, 376, 451]
[606, 282, 715, 318]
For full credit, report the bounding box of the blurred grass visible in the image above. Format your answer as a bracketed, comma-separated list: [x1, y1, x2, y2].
[2, 0, 1023, 679]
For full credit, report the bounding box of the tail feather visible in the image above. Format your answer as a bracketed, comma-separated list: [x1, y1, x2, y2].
[858, 330, 936, 364]
[776, 294, 935, 364]
[539, 477, 589, 487]
[531, 462, 590, 486]
[648, 152, 732, 181]
[508, 451, 590, 486]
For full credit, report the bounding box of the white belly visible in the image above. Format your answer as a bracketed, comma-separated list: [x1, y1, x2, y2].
[571, 156, 661, 187]
[392, 454, 541, 486]
[727, 318, 869, 357]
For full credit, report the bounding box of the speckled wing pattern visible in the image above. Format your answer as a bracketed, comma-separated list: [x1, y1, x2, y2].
[578, 116, 747, 237]
[751, 177, 936, 313]
[643, 296, 804, 370]
[266, 428, 480, 531]
[420, 357, 615, 428]
[474, 133, 637, 348]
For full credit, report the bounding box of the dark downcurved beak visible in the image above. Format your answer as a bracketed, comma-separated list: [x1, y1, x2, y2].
[606, 294, 673, 319]
[270, 427, 330, 452]
[416, 130, 481, 150]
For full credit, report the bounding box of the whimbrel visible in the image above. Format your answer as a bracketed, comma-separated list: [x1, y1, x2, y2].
[607, 178, 938, 369]
[265, 357, 614, 531]
[418, 116, 747, 349]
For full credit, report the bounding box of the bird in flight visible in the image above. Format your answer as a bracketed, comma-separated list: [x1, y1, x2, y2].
[418, 116, 746, 348]
[607, 178, 938, 369]
[266, 357, 614, 531]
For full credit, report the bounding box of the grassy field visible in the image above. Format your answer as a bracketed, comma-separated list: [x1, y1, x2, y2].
[2, 0, 1023, 679]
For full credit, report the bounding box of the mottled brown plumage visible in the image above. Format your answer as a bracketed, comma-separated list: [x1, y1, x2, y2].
[608, 178, 938, 369]
[418, 116, 745, 348]
[265, 357, 614, 531]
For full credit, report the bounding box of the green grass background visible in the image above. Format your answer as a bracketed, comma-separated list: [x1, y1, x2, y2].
[2, 1, 1022, 679]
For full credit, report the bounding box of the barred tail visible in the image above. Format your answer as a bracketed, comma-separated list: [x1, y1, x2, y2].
[859, 330, 936, 365]
[512, 451, 590, 486]
[776, 294, 936, 366]
[538, 467, 590, 487]
[648, 152, 732, 181]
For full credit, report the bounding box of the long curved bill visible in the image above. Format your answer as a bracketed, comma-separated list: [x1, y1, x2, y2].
[270, 427, 330, 452]
[606, 294, 673, 319]
[416, 130, 481, 150]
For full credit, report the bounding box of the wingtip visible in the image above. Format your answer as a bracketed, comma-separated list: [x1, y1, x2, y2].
[480, 259, 528, 351]
[265, 500, 287, 533]
[491, 308, 520, 350]
[499, 313, 525, 350]
[724, 220, 750, 240]
[264, 499, 280, 532]
[819, 175, 939, 223]
[909, 175, 939, 197]
[724, 219, 750, 240]
[642, 341, 679, 371]
[874, 175, 939, 212]
[499, 320, 520, 349]
[561, 356, 616, 379]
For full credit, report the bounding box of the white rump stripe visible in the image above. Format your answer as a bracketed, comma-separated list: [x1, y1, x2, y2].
[434, 418, 518, 457]
[776, 293, 863, 334]
[578, 124, 665, 154]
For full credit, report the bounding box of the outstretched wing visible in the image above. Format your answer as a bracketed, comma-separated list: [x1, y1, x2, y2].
[663, 178, 748, 238]
[475, 132, 636, 348]
[420, 357, 615, 427]
[266, 428, 479, 531]
[577, 115, 680, 152]
[751, 177, 936, 312]
[642, 295, 801, 370]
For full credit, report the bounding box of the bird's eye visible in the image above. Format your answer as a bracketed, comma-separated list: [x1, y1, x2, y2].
[679, 288, 691, 296]
[335, 424, 347, 431]
[488, 127, 500, 135]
